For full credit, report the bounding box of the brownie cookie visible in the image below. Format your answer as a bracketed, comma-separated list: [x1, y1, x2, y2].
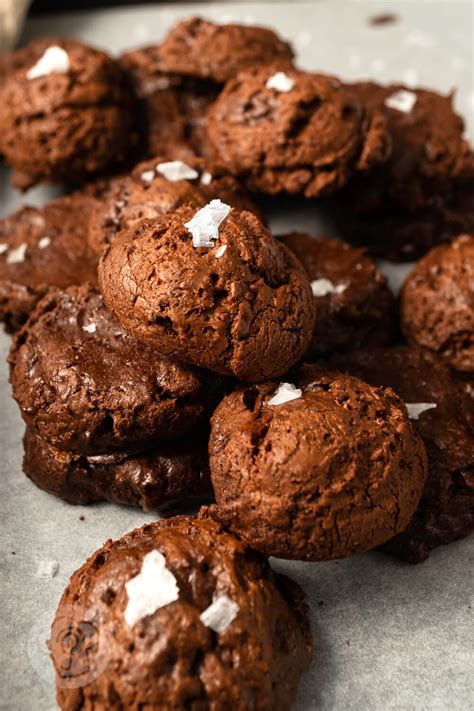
[88, 155, 258, 255]
[50, 516, 312, 711]
[0, 192, 100, 333]
[206, 367, 428, 560]
[401, 235, 474, 372]
[0, 38, 135, 189]
[9, 285, 224, 454]
[279, 232, 394, 357]
[206, 67, 391, 198]
[23, 427, 212, 513]
[99, 205, 315, 381]
[327, 346, 474, 563]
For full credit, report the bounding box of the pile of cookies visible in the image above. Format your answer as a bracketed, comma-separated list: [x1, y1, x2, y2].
[0, 17, 473, 710]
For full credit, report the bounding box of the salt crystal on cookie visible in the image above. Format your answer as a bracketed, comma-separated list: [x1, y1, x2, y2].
[185, 199, 231, 248]
[6, 243, 27, 264]
[140, 170, 155, 184]
[82, 323, 97, 334]
[215, 245, 227, 258]
[384, 89, 417, 113]
[200, 171, 213, 186]
[268, 382, 302, 406]
[311, 278, 347, 297]
[200, 595, 239, 633]
[266, 71, 295, 93]
[27, 46, 70, 80]
[406, 402, 437, 420]
[156, 161, 199, 182]
[125, 550, 179, 627]
[38, 237, 51, 249]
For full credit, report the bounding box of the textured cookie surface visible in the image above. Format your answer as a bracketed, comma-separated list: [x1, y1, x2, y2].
[207, 67, 391, 197]
[50, 516, 312, 711]
[9, 285, 223, 454]
[401, 235, 474, 372]
[279, 232, 394, 357]
[99, 206, 315, 381]
[207, 367, 428, 560]
[327, 346, 474, 563]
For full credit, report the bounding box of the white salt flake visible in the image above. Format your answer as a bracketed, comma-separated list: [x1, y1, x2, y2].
[265, 72, 295, 93]
[38, 237, 51, 249]
[200, 171, 213, 186]
[311, 278, 347, 297]
[268, 382, 302, 407]
[385, 89, 417, 113]
[36, 560, 59, 579]
[82, 323, 96, 334]
[156, 161, 199, 182]
[27, 46, 70, 80]
[125, 550, 179, 627]
[406, 403, 437, 420]
[0, 243, 8, 255]
[200, 595, 239, 633]
[141, 170, 155, 184]
[6, 243, 27, 264]
[185, 199, 231, 248]
[215, 244, 227, 258]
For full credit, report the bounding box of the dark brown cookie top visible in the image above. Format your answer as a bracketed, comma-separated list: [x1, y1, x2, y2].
[279, 232, 394, 357]
[0, 192, 99, 333]
[51, 516, 312, 711]
[206, 367, 427, 560]
[327, 346, 474, 562]
[88, 155, 257, 255]
[157, 17, 294, 83]
[206, 67, 391, 198]
[23, 427, 212, 513]
[401, 234, 474, 373]
[0, 38, 134, 189]
[346, 82, 474, 212]
[99, 205, 315, 381]
[9, 284, 224, 455]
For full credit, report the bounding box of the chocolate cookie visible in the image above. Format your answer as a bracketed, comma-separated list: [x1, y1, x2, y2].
[99, 205, 315, 381]
[9, 285, 224, 454]
[327, 346, 474, 563]
[0, 38, 135, 189]
[278, 232, 394, 357]
[0, 192, 100, 333]
[206, 367, 428, 560]
[50, 516, 312, 711]
[206, 67, 391, 198]
[401, 235, 474, 372]
[22, 427, 212, 513]
[88, 155, 257, 255]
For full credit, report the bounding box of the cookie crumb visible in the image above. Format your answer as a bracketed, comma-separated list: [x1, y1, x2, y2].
[79, 515, 85, 521]
[11, 551, 16, 555]
[368, 13, 398, 26]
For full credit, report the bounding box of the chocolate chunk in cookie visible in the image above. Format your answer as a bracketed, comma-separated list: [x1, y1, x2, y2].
[50, 516, 312, 711]
[0, 38, 135, 189]
[88, 156, 257, 255]
[0, 191, 100, 332]
[99, 205, 315, 381]
[206, 67, 391, 198]
[22, 427, 212, 514]
[327, 346, 474, 563]
[279, 232, 394, 357]
[206, 367, 427, 560]
[401, 235, 474, 372]
[9, 285, 224, 455]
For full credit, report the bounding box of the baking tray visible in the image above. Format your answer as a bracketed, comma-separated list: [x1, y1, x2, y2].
[1, 2, 473, 710]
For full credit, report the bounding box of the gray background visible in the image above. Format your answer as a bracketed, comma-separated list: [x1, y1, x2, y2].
[1, 2, 473, 710]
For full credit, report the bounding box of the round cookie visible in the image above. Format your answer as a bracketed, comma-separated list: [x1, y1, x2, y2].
[400, 235, 474, 372]
[50, 516, 312, 711]
[9, 284, 224, 454]
[206, 67, 391, 198]
[206, 367, 428, 560]
[22, 427, 212, 514]
[88, 155, 258, 255]
[278, 232, 394, 357]
[158, 16, 294, 84]
[0, 38, 135, 189]
[0, 191, 100, 333]
[327, 346, 474, 563]
[98, 205, 315, 381]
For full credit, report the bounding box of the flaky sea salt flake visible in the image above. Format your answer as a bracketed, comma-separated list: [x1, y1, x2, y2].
[268, 382, 302, 407]
[156, 161, 199, 182]
[215, 245, 227, 258]
[6, 243, 27, 264]
[141, 170, 155, 184]
[125, 550, 179, 627]
[38, 237, 51, 249]
[0, 244, 8, 255]
[27, 46, 70, 80]
[200, 595, 239, 633]
[311, 278, 347, 297]
[82, 323, 97, 334]
[384, 89, 417, 113]
[185, 200, 231, 248]
[36, 560, 59, 579]
[406, 403, 437, 420]
[200, 171, 213, 186]
[266, 72, 295, 93]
